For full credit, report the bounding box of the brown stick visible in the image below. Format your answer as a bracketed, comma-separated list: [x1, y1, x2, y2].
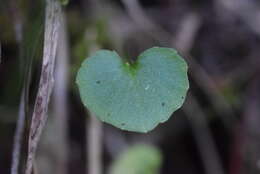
[25, 0, 61, 174]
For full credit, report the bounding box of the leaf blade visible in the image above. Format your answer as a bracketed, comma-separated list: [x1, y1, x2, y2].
[76, 47, 189, 133]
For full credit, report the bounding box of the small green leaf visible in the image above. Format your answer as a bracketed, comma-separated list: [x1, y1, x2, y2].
[59, 0, 69, 6]
[76, 47, 189, 133]
[109, 144, 162, 174]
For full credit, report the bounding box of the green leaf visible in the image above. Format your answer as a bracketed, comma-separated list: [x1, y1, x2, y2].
[109, 144, 162, 174]
[76, 47, 189, 133]
[59, 0, 69, 6]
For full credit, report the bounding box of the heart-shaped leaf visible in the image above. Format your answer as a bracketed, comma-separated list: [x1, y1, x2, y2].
[76, 47, 189, 133]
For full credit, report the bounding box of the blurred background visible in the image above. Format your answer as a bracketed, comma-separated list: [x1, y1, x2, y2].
[1, 0, 260, 174]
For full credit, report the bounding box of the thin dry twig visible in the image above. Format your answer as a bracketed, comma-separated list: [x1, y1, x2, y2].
[173, 13, 202, 53]
[10, 1, 25, 173]
[52, 10, 69, 174]
[83, 29, 103, 174]
[11, 89, 26, 174]
[88, 113, 103, 174]
[25, 0, 61, 174]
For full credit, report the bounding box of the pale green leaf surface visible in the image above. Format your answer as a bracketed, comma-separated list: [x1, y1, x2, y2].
[59, 0, 69, 6]
[109, 144, 162, 174]
[76, 47, 189, 133]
